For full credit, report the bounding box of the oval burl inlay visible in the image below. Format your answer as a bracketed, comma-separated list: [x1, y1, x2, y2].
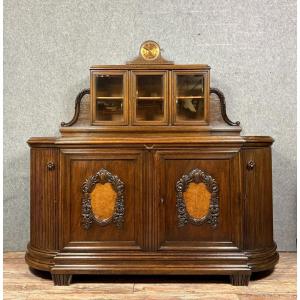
[176, 168, 219, 228]
[183, 182, 211, 219]
[91, 182, 117, 222]
[81, 168, 125, 229]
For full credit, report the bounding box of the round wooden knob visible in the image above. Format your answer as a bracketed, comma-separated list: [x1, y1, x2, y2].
[247, 160, 255, 170]
[47, 162, 55, 171]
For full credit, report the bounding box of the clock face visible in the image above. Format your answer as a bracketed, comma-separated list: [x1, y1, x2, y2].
[140, 41, 160, 60]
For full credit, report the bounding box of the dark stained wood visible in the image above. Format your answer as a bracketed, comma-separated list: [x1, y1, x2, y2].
[5, 252, 296, 299]
[242, 146, 279, 272]
[52, 274, 72, 286]
[230, 273, 251, 286]
[26, 44, 278, 286]
[90, 64, 210, 70]
[158, 150, 235, 244]
[59, 61, 240, 135]
[61, 88, 90, 127]
[60, 149, 143, 249]
[25, 148, 59, 272]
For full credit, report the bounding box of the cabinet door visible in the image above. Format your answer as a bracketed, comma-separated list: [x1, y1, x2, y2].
[131, 71, 168, 125]
[242, 147, 274, 251]
[90, 70, 129, 125]
[156, 149, 242, 251]
[30, 148, 59, 251]
[60, 149, 143, 251]
[172, 71, 209, 125]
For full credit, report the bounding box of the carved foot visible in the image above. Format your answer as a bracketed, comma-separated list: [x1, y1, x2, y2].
[230, 273, 251, 286]
[52, 273, 72, 286]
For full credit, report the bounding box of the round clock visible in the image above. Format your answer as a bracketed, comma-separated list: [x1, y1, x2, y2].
[140, 41, 160, 60]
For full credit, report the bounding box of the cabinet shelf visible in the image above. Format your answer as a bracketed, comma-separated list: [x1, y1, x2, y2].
[96, 97, 123, 100]
[176, 96, 204, 99]
[137, 96, 164, 100]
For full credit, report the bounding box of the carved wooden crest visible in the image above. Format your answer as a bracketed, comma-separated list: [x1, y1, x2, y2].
[176, 168, 219, 228]
[81, 168, 125, 230]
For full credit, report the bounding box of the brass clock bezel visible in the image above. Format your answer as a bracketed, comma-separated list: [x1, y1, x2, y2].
[140, 40, 160, 61]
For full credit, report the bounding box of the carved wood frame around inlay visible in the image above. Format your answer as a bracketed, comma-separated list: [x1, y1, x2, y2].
[81, 168, 125, 229]
[176, 168, 219, 228]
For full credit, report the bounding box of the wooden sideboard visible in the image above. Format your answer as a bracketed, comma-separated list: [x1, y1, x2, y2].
[25, 41, 278, 286]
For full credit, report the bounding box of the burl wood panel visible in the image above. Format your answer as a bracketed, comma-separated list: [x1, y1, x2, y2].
[30, 148, 59, 250]
[184, 182, 211, 219]
[90, 182, 116, 222]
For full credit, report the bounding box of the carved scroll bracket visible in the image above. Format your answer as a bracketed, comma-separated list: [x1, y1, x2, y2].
[210, 87, 240, 126]
[61, 88, 90, 127]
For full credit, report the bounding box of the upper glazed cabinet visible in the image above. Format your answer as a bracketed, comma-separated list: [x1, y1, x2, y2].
[90, 41, 209, 126]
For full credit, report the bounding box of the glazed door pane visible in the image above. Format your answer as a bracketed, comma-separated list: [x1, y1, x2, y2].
[176, 74, 204, 97]
[92, 72, 128, 125]
[96, 74, 123, 97]
[96, 98, 124, 122]
[176, 99, 204, 122]
[132, 72, 168, 125]
[136, 75, 164, 97]
[136, 99, 164, 122]
[173, 72, 207, 124]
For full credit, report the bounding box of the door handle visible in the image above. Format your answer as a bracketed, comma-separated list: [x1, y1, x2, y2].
[160, 197, 164, 204]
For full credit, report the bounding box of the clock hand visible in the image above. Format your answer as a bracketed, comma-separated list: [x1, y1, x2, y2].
[150, 48, 156, 56]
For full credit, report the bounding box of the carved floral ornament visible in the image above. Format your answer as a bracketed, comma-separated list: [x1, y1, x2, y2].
[81, 168, 125, 230]
[176, 168, 219, 228]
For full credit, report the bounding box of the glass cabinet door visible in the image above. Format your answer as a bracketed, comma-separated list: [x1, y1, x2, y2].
[91, 71, 128, 125]
[173, 72, 208, 125]
[132, 71, 167, 125]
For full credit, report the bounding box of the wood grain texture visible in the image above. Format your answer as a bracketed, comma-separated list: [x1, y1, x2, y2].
[184, 182, 211, 219]
[57, 64, 241, 135]
[4, 252, 296, 300]
[26, 61, 277, 285]
[61, 149, 143, 245]
[25, 148, 60, 272]
[29, 148, 59, 251]
[158, 150, 234, 244]
[26, 140, 278, 285]
[90, 182, 117, 222]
